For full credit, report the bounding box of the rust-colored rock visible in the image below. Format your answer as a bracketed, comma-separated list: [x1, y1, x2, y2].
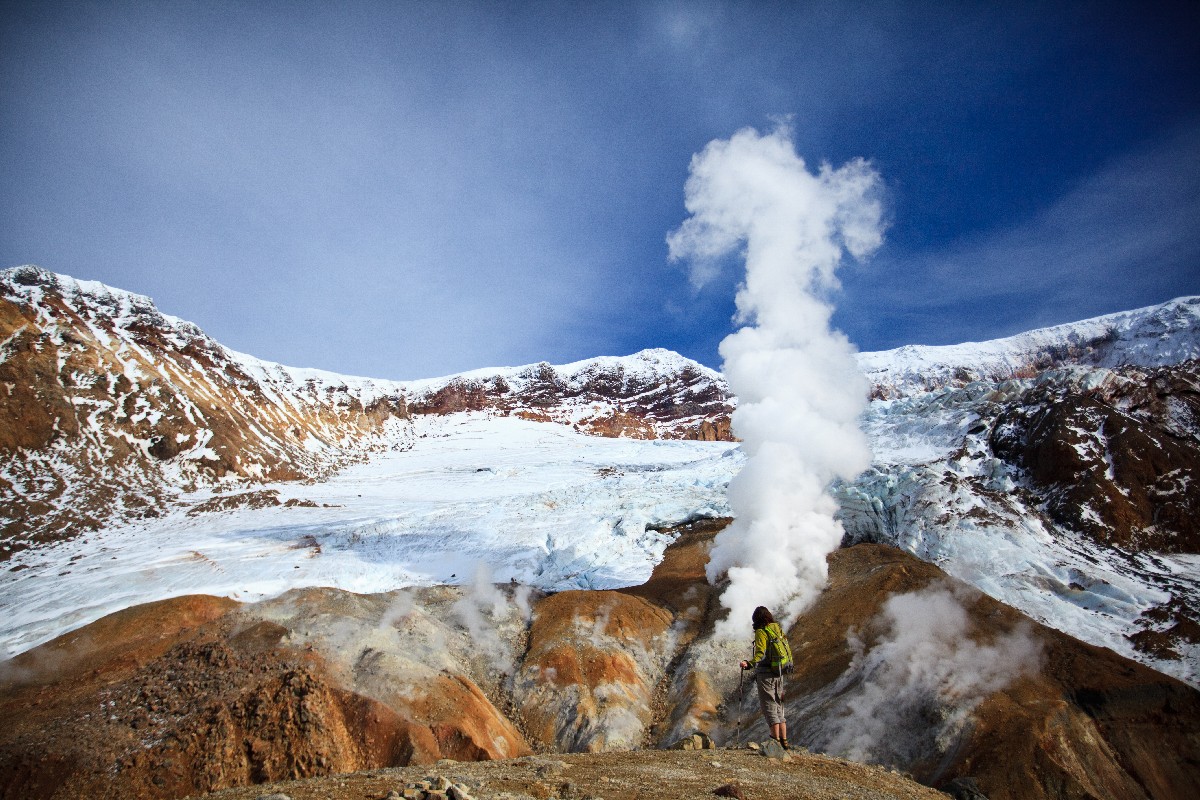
[786, 543, 1200, 800]
[2, 526, 1197, 800]
[514, 590, 674, 752]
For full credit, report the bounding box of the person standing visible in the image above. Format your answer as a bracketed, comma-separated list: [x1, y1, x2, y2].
[739, 605, 792, 749]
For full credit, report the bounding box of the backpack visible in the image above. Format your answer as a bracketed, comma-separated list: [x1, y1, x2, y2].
[765, 624, 795, 675]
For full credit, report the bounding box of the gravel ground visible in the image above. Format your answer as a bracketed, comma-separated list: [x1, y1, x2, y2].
[191, 747, 950, 800]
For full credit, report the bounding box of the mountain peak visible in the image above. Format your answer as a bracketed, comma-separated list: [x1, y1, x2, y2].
[859, 295, 1200, 398]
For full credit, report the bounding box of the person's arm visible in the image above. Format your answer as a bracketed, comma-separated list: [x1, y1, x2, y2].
[742, 627, 768, 669]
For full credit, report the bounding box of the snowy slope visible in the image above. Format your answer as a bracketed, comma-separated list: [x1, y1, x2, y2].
[858, 296, 1200, 398]
[0, 266, 732, 552]
[843, 365, 1200, 686]
[0, 413, 740, 658]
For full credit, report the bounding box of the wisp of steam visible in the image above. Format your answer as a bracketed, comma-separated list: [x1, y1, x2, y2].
[668, 124, 885, 639]
[816, 583, 1043, 766]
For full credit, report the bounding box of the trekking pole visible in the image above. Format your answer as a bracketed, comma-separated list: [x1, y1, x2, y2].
[735, 666, 744, 749]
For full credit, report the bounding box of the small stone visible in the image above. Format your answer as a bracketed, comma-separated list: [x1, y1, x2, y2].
[255, 795, 292, 800]
[759, 739, 788, 760]
[713, 783, 745, 799]
[746, 742, 760, 751]
[448, 784, 473, 800]
[383, 791, 402, 800]
[710, 761, 723, 768]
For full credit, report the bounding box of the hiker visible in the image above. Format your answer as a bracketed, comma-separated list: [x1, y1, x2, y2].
[739, 605, 792, 750]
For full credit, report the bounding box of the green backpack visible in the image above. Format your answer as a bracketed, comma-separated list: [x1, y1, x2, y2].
[765, 624, 795, 675]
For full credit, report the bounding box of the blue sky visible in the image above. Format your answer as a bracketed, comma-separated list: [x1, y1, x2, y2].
[2, 1, 1198, 380]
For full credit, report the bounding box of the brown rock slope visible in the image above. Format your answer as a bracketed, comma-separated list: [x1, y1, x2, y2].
[1, 524, 1197, 800]
[784, 544, 1200, 800]
[990, 362, 1200, 554]
[0, 266, 409, 557]
[0, 596, 420, 800]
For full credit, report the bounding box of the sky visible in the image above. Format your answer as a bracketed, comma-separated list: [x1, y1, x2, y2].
[2, 1, 1198, 380]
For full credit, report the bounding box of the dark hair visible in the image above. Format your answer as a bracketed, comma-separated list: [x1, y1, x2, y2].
[752, 606, 775, 628]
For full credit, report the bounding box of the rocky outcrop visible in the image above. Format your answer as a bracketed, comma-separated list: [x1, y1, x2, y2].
[990, 362, 1200, 553]
[512, 590, 674, 751]
[0, 266, 411, 555]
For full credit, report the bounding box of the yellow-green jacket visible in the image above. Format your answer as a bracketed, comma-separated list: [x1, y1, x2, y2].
[748, 622, 792, 672]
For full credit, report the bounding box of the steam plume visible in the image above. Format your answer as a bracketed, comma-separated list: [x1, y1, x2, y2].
[816, 584, 1043, 765]
[668, 124, 884, 638]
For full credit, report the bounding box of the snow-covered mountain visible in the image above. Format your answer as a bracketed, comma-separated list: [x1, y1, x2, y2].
[859, 296, 1200, 397]
[2, 265, 1198, 693]
[0, 266, 732, 556]
[3, 267, 1199, 800]
[842, 298, 1200, 686]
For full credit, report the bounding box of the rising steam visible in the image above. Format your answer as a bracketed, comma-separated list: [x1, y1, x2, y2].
[668, 124, 885, 639]
[451, 563, 534, 672]
[815, 583, 1043, 766]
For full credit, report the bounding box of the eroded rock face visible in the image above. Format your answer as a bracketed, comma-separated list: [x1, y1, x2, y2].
[247, 585, 533, 765]
[512, 590, 674, 751]
[0, 595, 415, 799]
[0, 267, 410, 555]
[990, 363, 1200, 553]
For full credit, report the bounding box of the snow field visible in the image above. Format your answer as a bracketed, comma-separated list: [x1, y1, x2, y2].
[0, 414, 740, 658]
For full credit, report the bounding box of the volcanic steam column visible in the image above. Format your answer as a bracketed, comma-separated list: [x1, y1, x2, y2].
[668, 125, 885, 639]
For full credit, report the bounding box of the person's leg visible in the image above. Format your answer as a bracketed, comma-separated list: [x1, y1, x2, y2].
[758, 675, 786, 743]
[756, 673, 773, 730]
[768, 678, 788, 748]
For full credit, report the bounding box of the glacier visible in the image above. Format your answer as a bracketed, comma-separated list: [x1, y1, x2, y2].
[0, 413, 741, 658]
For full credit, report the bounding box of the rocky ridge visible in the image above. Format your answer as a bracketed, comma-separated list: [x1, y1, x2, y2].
[0, 266, 411, 555]
[0, 267, 734, 557]
[858, 296, 1200, 399]
[403, 349, 734, 442]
